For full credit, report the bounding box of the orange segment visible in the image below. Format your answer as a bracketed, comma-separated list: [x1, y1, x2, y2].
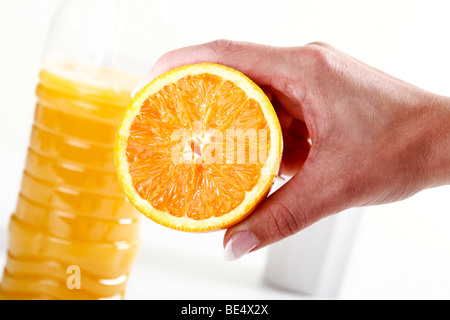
[115, 63, 282, 232]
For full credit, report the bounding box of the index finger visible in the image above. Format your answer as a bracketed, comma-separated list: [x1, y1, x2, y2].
[132, 40, 293, 97]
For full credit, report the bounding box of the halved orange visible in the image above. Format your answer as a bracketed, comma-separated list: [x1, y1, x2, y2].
[115, 63, 282, 232]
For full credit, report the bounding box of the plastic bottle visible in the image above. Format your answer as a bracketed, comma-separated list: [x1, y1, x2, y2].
[0, 0, 174, 300]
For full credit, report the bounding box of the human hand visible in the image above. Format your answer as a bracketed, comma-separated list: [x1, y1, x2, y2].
[136, 40, 450, 260]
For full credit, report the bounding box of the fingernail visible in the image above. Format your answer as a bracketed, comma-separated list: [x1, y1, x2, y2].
[223, 231, 259, 261]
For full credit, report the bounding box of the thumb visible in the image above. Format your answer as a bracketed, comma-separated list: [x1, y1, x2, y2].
[223, 163, 346, 261]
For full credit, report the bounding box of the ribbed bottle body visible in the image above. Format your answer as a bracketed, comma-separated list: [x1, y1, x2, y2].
[0, 65, 141, 300]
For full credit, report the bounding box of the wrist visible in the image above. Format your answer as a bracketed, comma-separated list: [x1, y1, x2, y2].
[416, 94, 450, 189]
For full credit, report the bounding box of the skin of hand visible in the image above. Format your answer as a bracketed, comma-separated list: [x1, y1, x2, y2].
[135, 40, 450, 260]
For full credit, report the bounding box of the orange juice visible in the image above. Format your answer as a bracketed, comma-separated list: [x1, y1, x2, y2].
[0, 64, 141, 300]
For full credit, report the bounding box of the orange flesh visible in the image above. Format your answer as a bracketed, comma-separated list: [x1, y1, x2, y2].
[126, 73, 270, 220]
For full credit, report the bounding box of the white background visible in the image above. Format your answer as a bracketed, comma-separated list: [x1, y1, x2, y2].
[0, 0, 449, 299]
